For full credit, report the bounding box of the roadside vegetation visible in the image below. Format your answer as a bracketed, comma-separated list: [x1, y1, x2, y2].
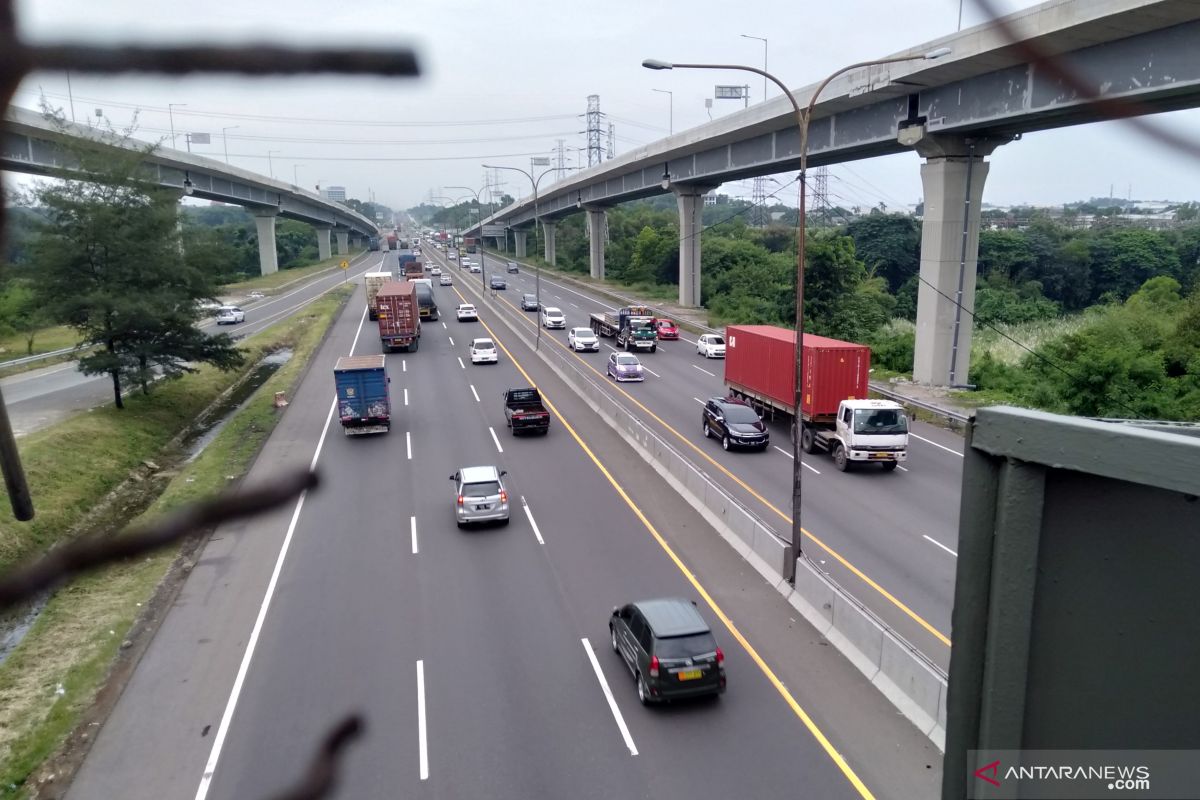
[416, 196, 1200, 420]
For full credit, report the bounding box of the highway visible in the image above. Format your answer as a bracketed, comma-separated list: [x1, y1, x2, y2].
[66, 249, 941, 800]
[0, 250, 386, 437]
[439, 246, 963, 669]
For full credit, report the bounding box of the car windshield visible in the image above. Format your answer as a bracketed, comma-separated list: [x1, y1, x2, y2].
[708, 336, 724, 346]
[474, 341, 494, 351]
[658, 320, 674, 327]
[616, 355, 639, 365]
[656, 632, 718, 659]
[574, 329, 593, 338]
[853, 408, 909, 435]
[722, 405, 761, 424]
[462, 481, 500, 498]
[545, 308, 561, 316]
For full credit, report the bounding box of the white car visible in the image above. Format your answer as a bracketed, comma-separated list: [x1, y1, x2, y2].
[215, 306, 245, 325]
[469, 338, 498, 364]
[439, 273, 453, 286]
[697, 333, 726, 358]
[567, 327, 599, 352]
[448, 251, 458, 261]
[469, 264, 482, 274]
[540, 306, 566, 329]
[431, 267, 442, 276]
[247, 291, 265, 300]
[456, 303, 478, 322]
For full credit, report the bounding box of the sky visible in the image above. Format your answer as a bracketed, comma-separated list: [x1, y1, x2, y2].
[7, 0, 1200, 215]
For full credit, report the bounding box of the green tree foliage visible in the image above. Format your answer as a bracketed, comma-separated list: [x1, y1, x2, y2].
[973, 274, 1060, 326]
[1087, 228, 1181, 303]
[27, 117, 243, 408]
[844, 214, 919, 293]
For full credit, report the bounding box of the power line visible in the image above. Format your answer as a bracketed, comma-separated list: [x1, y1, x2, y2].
[124, 124, 580, 147]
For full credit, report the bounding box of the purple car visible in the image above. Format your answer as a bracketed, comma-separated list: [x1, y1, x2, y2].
[607, 352, 644, 382]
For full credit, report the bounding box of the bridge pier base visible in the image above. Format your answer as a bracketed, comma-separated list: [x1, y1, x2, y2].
[675, 186, 711, 308]
[316, 226, 332, 261]
[542, 221, 557, 266]
[911, 136, 1006, 386]
[253, 211, 279, 276]
[586, 207, 606, 280]
[514, 230, 528, 259]
[335, 230, 349, 256]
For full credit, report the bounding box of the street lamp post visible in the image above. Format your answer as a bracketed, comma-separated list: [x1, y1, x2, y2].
[168, 103, 187, 149]
[643, 46, 951, 582]
[221, 125, 239, 164]
[652, 88, 674, 135]
[447, 185, 488, 295]
[267, 149, 280, 179]
[294, 164, 302, 186]
[738, 34, 768, 102]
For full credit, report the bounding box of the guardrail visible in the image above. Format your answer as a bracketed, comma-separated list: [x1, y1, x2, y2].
[868, 382, 971, 425]
[0, 345, 81, 369]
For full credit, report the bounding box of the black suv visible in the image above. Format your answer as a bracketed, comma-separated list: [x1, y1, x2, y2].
[520, 293, 538, 311]
[610, 598, 725, 704]
[702, 396, 768, 451]
[490, 275, 507, 290]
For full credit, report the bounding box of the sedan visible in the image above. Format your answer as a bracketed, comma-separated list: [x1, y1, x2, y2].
[506, 261, 520, 274]
[654, 318, 679, 340]
[521, 294, 539, 311]
[490, 276, 507, 290]
[247, 291, 266, 300]
[540, 306, 566, 329]
[456, 303, 478, 322]
[439, 273, 453, 286]
[469, 264, 482, 274]
[697, 333, 726, 358]
[607, 352, 644, 382]
[702, 396, 769, 451]
[469, 338, 499, 364]
[568, 327, 599, 352]
[448, 251, 458, 261]
[215, 306, 245, 325]
[431, 266, 442, 276]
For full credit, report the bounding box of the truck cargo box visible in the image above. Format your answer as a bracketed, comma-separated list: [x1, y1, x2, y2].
[724, 325, 869, 420]
[334, 355, 390, 435]
[377, 280, 420, 352]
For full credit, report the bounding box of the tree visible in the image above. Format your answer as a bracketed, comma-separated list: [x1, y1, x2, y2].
[28, 112, 243, 408]
[844, 214, 919, 293]
[1088, 228, 1181, 303]
[803, 231, 864, 332]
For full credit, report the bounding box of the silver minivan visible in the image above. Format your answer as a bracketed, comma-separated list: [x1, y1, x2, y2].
[450, 465, 510, 527]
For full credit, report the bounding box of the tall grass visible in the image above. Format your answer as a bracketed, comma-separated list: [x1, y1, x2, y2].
[971, 310, 1099, 365]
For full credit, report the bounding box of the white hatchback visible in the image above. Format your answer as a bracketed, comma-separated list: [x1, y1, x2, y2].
[697, 333, 726, 358]
[470, 338, 498, 364]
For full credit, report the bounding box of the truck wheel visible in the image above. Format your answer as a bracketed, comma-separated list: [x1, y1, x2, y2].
[881, 462, 898, 472]
[833, 444, 850, 472]
[409, 338, 419, 352]
[801, 425, 816, 454]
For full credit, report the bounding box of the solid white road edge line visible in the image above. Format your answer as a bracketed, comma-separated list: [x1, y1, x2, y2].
[470, 384, 480, 403]
[910, 433, 963, 457]
[581, 638, 638, 756]
[489, 426, 504, 453]
[417, 660, 429, 780]
[923, 534, 958, 557]
[521, 496, 545, 545]
[411, 516, 419, 554]
[193, 305, 369, 799]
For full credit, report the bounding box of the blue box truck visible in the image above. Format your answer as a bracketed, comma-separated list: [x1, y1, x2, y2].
[334, 355, 391, 436]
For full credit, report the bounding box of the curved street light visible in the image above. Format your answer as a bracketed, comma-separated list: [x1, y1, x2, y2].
[643, 46, 951, 581]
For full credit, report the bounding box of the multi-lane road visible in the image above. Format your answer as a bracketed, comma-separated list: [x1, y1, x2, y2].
[65, 247, 942, 800]
[437, 247, 963, 669]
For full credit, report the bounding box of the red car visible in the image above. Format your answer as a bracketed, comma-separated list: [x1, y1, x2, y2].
[654, 318, 679, 340]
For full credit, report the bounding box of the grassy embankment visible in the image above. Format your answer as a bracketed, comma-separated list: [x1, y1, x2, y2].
[0, 283, 354, 797]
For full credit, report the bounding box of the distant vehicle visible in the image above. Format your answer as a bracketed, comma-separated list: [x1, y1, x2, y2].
[469, 263, 482, 274]
[607, 352, 644, 382]
[702, 396, 769, 452]
[610, 598, 725, 705]
[697, 333, 726, 358]
[376, 281, 420, 352]
[439, 273, 453, 286]
[653, 318, 679, 340]
[591, 305, 657, 352]
[199, 300, 223, 313]
[456, 303, 477, 322]
[430, 266, 442, 276]
[489, 276, 507, 290]
[386, 233, 398, 250]
[469, 337, 498, 364]
[462, 236, 479, 254]
[215, 306, 245, 325]
[364, 271, 392, 321]
[248, 290, 266, 300]
[368, 236, 381, 251]
[540, 306, 565, 329]
[503, 387, 550, 436]
[399, 254, 423, 280]
[724, 325, 908, 471]
[506, 261, 519, 274]
[521, 294, 538, 311]
[413, 282, 438, 321]
[334, 355, 390, 436]
[448, 251, 458, 261]
[450, 465, 510, 528]
[567, 327, 599, 352]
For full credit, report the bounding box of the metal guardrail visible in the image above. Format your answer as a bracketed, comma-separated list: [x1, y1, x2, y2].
[0, 345, 81, 369]
[869, 382, 971, 425]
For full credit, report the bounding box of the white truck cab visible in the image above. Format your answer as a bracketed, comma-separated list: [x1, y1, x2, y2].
[830, 399, 909, 471]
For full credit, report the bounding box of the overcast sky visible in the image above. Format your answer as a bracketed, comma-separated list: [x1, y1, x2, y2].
[8, 0, 1200, 214]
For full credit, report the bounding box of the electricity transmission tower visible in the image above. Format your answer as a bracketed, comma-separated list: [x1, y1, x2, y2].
[606, 122, 615, 160]
[811, 166, 830, 226]
[586, 94, 604, 166]
[751, 176, 767, 227]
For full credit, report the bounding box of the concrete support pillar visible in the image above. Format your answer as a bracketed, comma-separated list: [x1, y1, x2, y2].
[542, 221, 557, 266]
[514, 230, 528, 259]
[910, 135, 1006, 386]
[335, 230, 349, 255]
[675, 187, 709, 308]
[253, 211, 279, 276]
[586, 207, 607, 280]
[496, 235, 507, 253]
[316, 226, 332, 261]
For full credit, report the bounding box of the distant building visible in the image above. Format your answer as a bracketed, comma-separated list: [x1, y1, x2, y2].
[320, 185, 347, 202]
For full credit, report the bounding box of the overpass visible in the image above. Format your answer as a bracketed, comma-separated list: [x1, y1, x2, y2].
[469, 0, 1200, 385]
[1, 104, 378, 275]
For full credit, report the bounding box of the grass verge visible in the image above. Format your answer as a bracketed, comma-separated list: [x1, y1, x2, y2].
[222, 251, 366, 294]
[0, 327, 78, 362]
[0, 284, 354, 797]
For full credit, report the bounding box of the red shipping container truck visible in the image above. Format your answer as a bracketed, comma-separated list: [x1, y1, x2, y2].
[376, 281, 421, 352]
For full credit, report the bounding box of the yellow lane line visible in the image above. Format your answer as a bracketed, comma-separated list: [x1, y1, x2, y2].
[475, 314, 877, 800]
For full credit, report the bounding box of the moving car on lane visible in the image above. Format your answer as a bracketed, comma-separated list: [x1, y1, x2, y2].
[430, 266, 442, 276]
[469, 338, 498, 364]
[503, 387, 550, 436]
[450, 466, 510, 528]
[490, 275, 507, 290]
[610, 598, 725, 705]
[567, 327, 599, 352]
[215, 306, 245, 325]
[702, 396, 769, 451]
[456, 303, 478, 322]
[540, 306, 565, 329]
[607, 352, 644, 382]
[654, 318, 679, 340]
[521, 294, 539, 311]
[697, 333, 726, 358]
[439, 273, 453, 286]
[506, 261, 520, 273]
